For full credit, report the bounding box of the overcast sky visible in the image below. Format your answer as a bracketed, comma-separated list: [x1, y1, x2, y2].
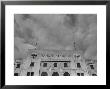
[14, 14, 97, 60]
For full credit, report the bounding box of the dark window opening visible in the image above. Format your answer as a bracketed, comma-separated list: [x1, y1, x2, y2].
[64, 63, 68, 67]
[41, 72, 48, 76]
[52, 72, 59, 76]
[54, 63, 57, 67]
[27, 72, 30, 76]
[90, 65, 94, 69]
[43, 63, 47, 67]
[77, 73, 80, 76]
[92, 74, 97, 76]
[14, 73, 19, 76]
[77, 63, 81, 68]
[30, 62, 34, 67]
[16, 64, 20, 68]
[81, 73, 84, 76]
[31, 72, 34, 76]
[63, 72, 70, 76]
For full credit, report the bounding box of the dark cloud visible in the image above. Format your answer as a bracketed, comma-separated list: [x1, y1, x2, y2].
[14, 14, 97, 59]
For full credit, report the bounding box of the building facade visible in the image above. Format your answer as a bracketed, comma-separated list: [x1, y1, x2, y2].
[14, 47, 97, 76]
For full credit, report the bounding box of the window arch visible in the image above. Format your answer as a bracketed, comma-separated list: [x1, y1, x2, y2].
[41, 72, 48, 76]
[52, 72, 59, 76]
[63, 72, 70, 76]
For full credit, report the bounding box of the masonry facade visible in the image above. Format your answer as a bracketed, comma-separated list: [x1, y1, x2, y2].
[14, 47, 97, 76]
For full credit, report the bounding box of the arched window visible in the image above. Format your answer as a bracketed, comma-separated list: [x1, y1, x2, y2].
[14, 73, 19, 76]
[63, 72, 70, 76]
[41, 72, 48, 76]
[52, 72, 59, 76]
[92, 74, 97, 76]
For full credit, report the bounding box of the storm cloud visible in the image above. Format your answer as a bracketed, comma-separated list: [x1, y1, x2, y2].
[14, 14, 97, 60]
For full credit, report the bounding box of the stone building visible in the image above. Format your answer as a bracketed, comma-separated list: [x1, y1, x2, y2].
[14, 42, 97, 76]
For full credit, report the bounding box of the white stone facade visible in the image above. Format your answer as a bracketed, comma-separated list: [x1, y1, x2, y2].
[14, 48, 97, 76]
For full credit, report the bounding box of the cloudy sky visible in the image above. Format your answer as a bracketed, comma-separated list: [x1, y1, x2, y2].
[14, 14, 97, 60]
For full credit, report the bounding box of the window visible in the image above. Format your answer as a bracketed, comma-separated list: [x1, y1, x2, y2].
[77, 63, 81, 68]
[77, 73, 80, 76]
[14, 73, 19, 76]
[16, 64, 20, 68]
[90, 65, 94, 69]
[63, 72, 70, 76]
[52, 72, 59, 76]
[27, 72, 30, 76]
[31, 72, 34, 76]
[92, 74, 97, 76]
[64, 63, 68, 67]
[27, 72, 34, 76]
[77, 73, 84, 76]
[30, 62, 34, 67]
[54, 63, 57, 67]
[81, 73, 84, 76]
[43, 63, 47, 67]
[41, 72, 48, 76]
